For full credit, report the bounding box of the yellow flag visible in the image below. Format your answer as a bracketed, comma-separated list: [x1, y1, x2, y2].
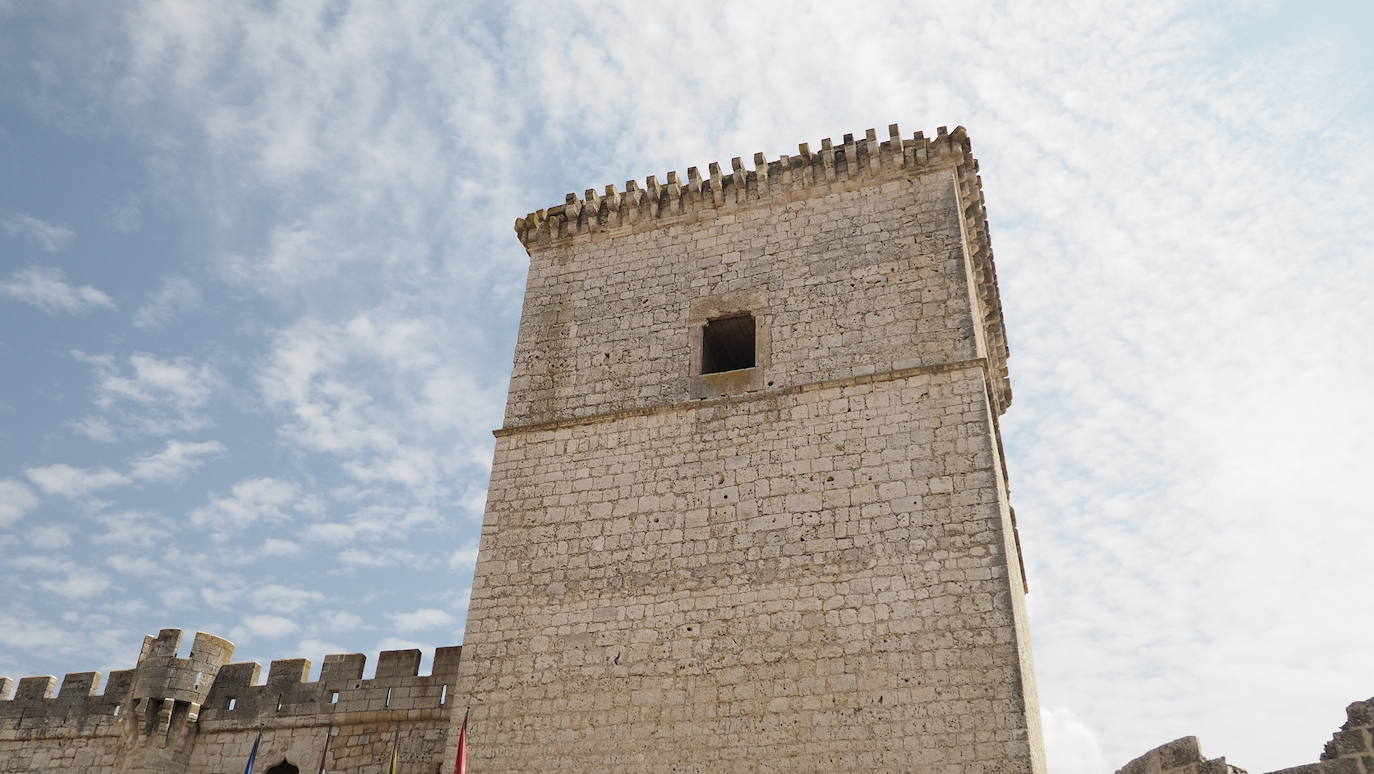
[384, 748, 398, 774]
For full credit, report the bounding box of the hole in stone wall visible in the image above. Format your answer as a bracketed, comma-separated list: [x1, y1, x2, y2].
[265, 761, 299, 774]
[384, 687, 392, 707]
[701, 314, 755, 374]
[439, 684, 448, 706]
[227, 697, 237, 710]
[112, 703, 121, 716]
[329, 691, 339, 704]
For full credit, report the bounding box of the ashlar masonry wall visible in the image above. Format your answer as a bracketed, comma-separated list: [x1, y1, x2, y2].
[0, 629, 463, 773]
[452, 125, 1045, 773]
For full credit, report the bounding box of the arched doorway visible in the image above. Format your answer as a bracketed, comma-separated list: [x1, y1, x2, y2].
[265, 762, 299, 774]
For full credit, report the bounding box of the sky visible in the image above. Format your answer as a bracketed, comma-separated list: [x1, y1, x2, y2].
[1, 1, 1371, 771]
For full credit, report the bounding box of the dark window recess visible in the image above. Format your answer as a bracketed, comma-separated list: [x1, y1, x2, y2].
[702, 315, 756, 373]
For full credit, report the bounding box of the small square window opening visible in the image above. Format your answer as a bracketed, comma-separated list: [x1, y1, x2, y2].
[702, 315, 755, 374]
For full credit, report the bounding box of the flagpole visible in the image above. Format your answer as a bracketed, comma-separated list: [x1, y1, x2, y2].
[384, 724, 400, 774]
[244, 722, 264, 774]
[316, 725, 333, 774]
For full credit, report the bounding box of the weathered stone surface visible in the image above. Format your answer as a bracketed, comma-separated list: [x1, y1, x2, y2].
[449, 124, 1044, 773]
[0, 629, 463, 772]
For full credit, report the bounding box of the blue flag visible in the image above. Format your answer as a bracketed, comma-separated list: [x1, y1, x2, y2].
[244, 727, 263, 774]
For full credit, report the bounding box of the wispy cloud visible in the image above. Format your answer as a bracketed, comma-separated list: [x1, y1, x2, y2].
[127, 439, 226, 482]
[72, 351, 220, 438]
[0, 478, 39, 527]
[22, 440, 223, 503]
[29, 525, 72, 550]
[106, 554, 163, 577]
[24, 463, 129, 497]
[1, 212, 75, 252]
[38, 567, 111, 599]
[0, 266, 114, 313]
[0, 4, 1368, 771]
[250, 584, 324, 614]
[388, 607, 456, 632]
[189, 476, 301, 535]
[133, 274, 201, 329]
[238, 614, 297, 639]
[260, 538, 302, 557]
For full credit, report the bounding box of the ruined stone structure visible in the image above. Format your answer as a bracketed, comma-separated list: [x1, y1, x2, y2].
[447, 124, 1045, 773]
[0, 629, 462, 772]
[1115, 698, 1374, 774]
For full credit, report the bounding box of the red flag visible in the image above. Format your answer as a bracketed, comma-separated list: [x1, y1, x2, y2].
[452, 708, 469, 774]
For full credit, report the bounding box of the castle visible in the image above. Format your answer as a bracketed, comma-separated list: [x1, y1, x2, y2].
[1, 125, 1368, 772]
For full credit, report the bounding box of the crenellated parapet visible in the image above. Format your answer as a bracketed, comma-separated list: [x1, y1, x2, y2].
[0, 669, 132, 728]
[0, 629, 464, 772]
[199, 645, 462, 727]
[513, 123, 1012, 412]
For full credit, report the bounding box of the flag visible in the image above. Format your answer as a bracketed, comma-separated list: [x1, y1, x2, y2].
[383, 726, 399, 774]
[316, 725, 333, 774]
[244, 726, 263, 774]
[452, 708, 469, 774]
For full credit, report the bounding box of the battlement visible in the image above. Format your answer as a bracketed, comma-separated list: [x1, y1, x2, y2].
[516, 123, 981, 249]
[0, 630, 461, 729]
[129, 628, 234, 707]
[513, 122, 1011, 412]
[0, 669, 132, 725]
[198, 645, 462, 726]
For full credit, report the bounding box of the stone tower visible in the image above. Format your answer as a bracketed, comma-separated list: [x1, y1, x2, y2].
[452, 124, 1045, 773]
[114, 629, 234, 773]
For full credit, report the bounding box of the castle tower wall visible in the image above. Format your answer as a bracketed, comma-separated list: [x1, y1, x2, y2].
[452, 126, 1046, 773]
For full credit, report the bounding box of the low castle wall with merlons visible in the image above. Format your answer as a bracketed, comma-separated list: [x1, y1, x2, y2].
[0, 629, 463, 773]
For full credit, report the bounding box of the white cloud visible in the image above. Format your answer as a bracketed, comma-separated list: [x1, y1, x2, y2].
[24, 463, 129, 497]
[0, 266, 114, 313]
[323, 611, 363, 631]
[39, 567, 111, 599]
[70, 415, 117, 442]
[0, 478, 39, 527]
[200, 585, 242, 610]
[447, 539, 479, 571]
[1, 212, 75, 252]
[1041, 705, 1109, 774]
[104, 194, 141, 233]
[250, 584, 324, 614]
[133, 275, 201, 329]
[91, 509, 172, 547]
[128, 439, 226, 482]
[338, 547, 388, 566]
[160, 588, 193, 608]
[0, 615, 72, 649]
[29, 525, 72, 549]
[190, 477, 300, 534]
[106, 554, 162, 576]
[261, 537, 302, 557]
[73, 351, 221, 438]
[296, 638, 349, 660]
[240, 614, 298, 639]
[388, 607, 456, 632]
